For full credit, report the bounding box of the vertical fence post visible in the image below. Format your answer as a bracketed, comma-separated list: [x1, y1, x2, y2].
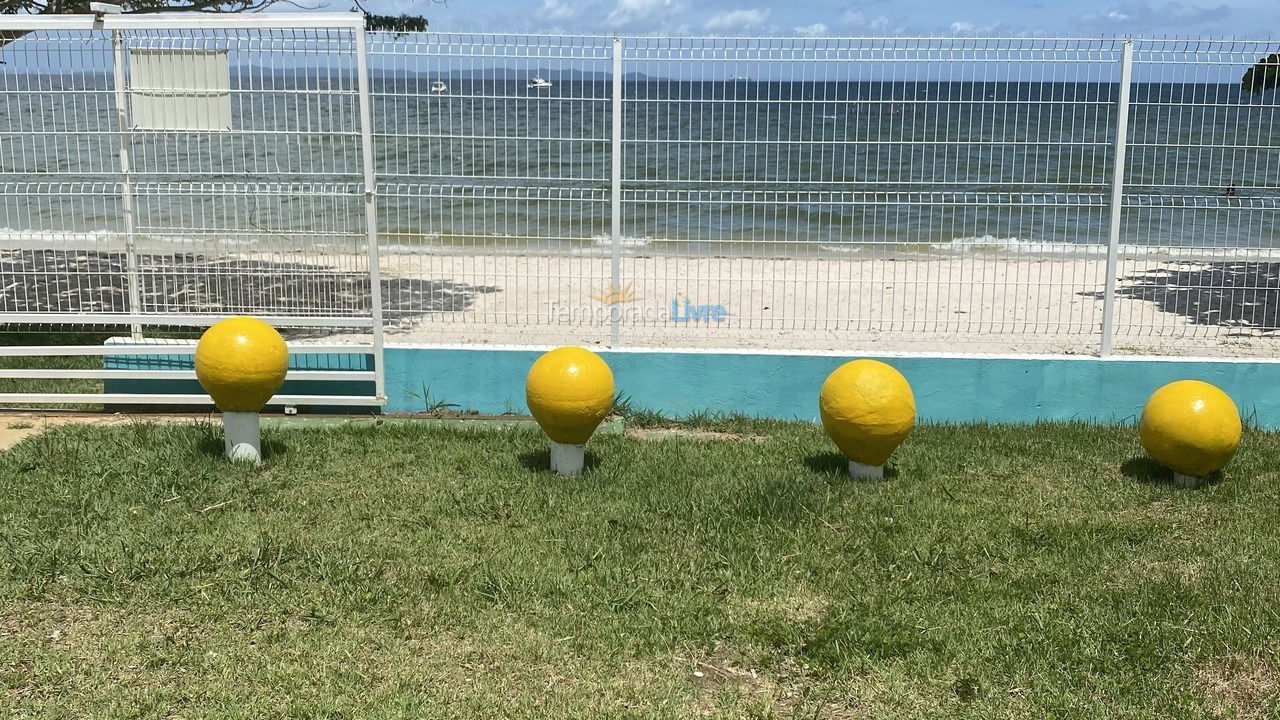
[355, 28, 386, 401]
[609, 36, 624, 347]
[1101, 39, 1134, 357]
[110, 26, 143, 341]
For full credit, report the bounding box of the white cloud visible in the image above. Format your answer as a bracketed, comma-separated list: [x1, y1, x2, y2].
[947, 19, 1002, 34]
[794, 22, 829, 37]
[606, 0, 680, 28]
[1079, 2, 1230, 29]
[539, 0, 578, 21]
[843, 11, 891, 31]
[704, 8, 771, 31]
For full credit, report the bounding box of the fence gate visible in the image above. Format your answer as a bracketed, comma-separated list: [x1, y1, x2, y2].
[0, 12, 384, 408]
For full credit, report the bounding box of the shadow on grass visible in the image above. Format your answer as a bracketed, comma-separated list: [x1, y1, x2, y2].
[804, 451, 897, 481]
[517, 447, 601, 475]
[197, 433, 291, 463]
[1120, 456, 1221, 489]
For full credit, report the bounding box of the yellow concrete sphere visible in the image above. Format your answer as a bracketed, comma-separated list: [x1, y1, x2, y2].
[1140, 380, 1241, 478]
[194, 317, 289, 412]
[819, 359, 916, 467]
[526, 347, 615, 445]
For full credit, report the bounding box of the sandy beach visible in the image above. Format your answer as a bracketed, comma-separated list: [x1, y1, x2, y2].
[367, 251, 1278, 357]
[3, 244, 1275, 356]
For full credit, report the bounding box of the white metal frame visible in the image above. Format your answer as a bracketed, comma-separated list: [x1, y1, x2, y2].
[360, 32, 1277, 356]
[0, 12, 384, 408]
[5, 27, 1279, 371]
[609, 36, 624, 346]
[1100, 39, 1134, 357]
[0, 12, 366, 31]
[0, 340, 379, 406]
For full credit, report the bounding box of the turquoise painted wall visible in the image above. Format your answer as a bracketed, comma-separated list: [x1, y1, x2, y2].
[385, 347, 1280, 428]
[105, 350, 374, 413]
[106, 344, 1280, 427]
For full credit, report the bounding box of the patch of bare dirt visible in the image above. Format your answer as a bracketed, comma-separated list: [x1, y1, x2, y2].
[684, 644, 776, 715]
[0, 413, 116, 451]
[627, 428, 768, 442]
[683, 644, 860, 718]
[729, 589, 832, 625]
[0, 412, 210, 451]
[1197, 654, 1280, 719]
[1110, 499, 1215, 526]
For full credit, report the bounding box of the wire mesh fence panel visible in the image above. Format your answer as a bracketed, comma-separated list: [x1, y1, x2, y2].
[1115, 40, 1280, 353]
[363, 35, 1156, 352]
[2, 29, 119, 336]
[0, 20, 376, 337]
[367, 32, 614, 344]
[617, 37, 1124, 351]
[5, 26, 1280, 356]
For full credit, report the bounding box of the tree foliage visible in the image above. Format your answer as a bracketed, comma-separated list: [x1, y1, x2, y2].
[0, 0, 444, 16]
[1, 0, 442, 56]
[1241, 52, 1280, 94]
[2, 0, 328, 55]
[353, 0, 438, 35]
[361, 11, 427, 33]
[1, 0, 293, 14]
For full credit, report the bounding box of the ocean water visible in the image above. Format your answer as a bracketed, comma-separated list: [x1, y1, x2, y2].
[1, 78, 1278, 256]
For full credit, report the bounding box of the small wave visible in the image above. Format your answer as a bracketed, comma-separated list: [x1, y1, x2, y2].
[7, 227, 1280, 262]
[591, 234, 653, 248]
[0, 228, 123, 245]
[818, 243, 864, 254]
[935, 235, 1280, 260]
[0, 227, 352, 252]
[936, 235, 1091, 254]
[0, 228, 224, 248]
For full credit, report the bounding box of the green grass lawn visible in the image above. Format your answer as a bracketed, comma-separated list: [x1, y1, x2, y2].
[0, 332, 109, 409]
[2, 419, 1280, 718]
[0, 353, 101, 397]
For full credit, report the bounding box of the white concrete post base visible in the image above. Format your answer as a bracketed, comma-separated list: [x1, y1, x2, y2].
[848, 461, 884, 480]
[223, 411, 262, 464]
[549, 440, 585, 476]
[1172, 472, 1203, 488]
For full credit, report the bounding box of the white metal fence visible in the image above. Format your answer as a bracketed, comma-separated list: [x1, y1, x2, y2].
[0, 12, 383, 406]
[365, 33, 1279, 356]
[3, 24, 1279, 362]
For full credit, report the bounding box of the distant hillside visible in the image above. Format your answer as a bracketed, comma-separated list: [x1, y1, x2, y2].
[383, 68, 655, 81]
[223, 66, 655, 81]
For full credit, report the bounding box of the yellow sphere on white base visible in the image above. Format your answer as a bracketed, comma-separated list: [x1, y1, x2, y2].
[195, 317, 289, 465]
[1140, 380, 1241, 480]
[195, 317, 289, 413]
[526, 347, 614, 475]
[819, 360, 915, 470]
[526, 347, 615, 446]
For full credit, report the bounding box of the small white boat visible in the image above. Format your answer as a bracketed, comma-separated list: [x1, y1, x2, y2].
[527, 75, 553, 89]
[430, 80, 448, 94]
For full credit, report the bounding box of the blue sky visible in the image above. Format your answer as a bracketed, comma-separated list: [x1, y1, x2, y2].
[355, 0, 1278, 37]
